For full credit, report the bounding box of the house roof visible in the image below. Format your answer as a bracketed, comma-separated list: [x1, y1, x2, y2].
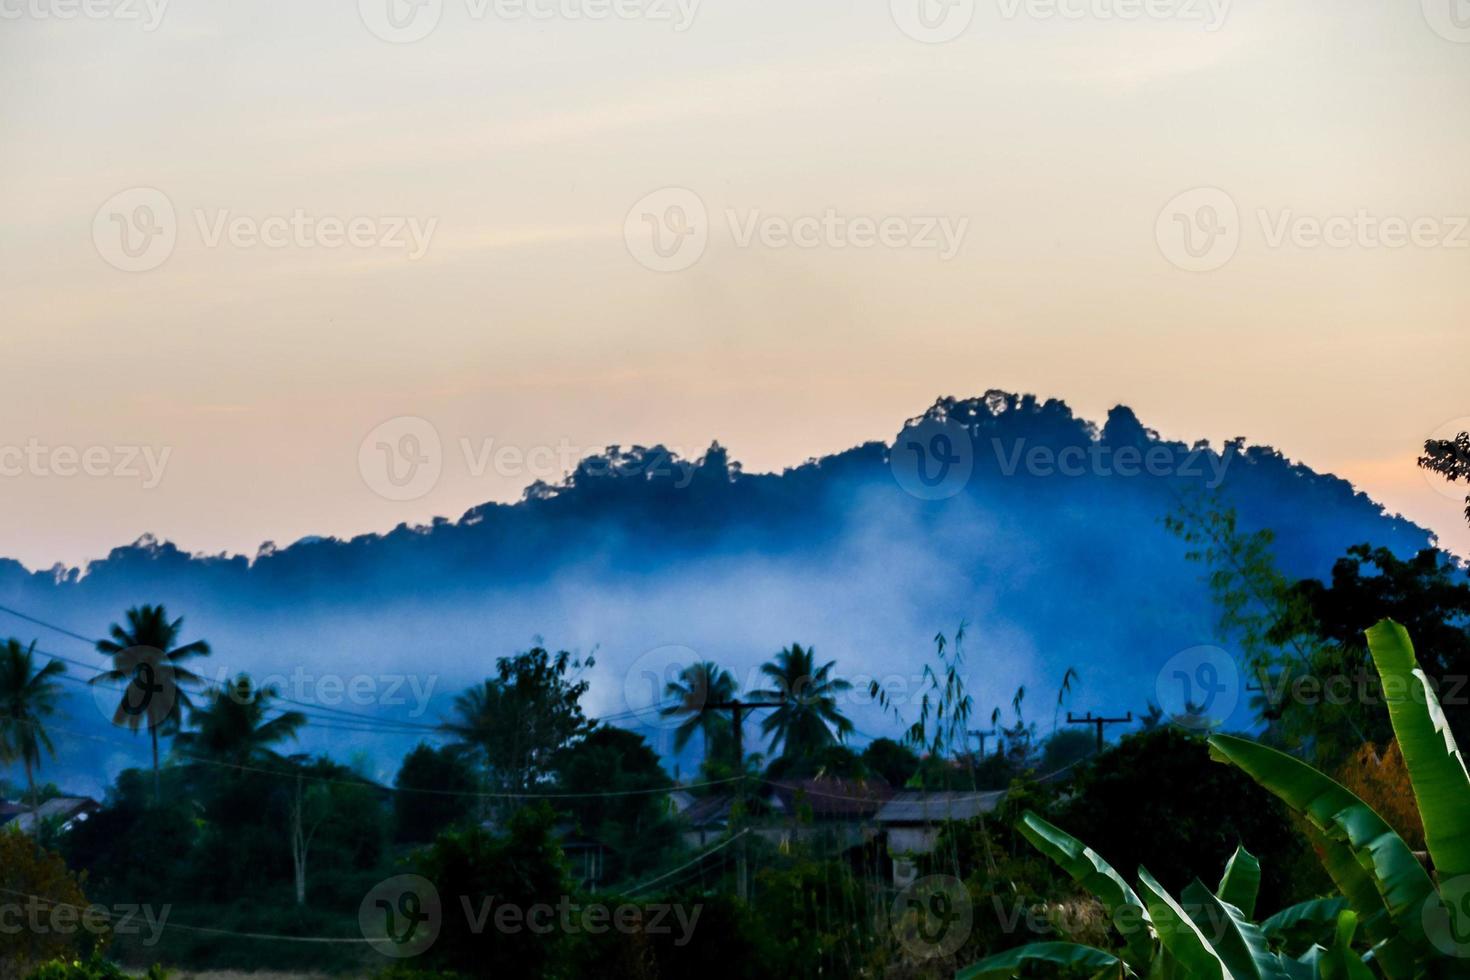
[8, 797, 100, 834]
[875, 790, 1003, 824]
[681, 793, 736, 828]
[767, 777, 894, 820]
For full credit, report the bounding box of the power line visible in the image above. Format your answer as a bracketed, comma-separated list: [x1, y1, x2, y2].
[16, 716, 741, 800]
[623, 830, 748, 897]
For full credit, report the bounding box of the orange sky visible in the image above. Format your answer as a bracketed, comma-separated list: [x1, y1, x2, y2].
[1, 0, 1467, 568]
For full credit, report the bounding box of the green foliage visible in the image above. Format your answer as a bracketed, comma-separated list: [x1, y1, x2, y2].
[24, 955, 167, 980]
[551, 725, 677, 885]
[410, 802, 574, 977]
[392, 743, 477, 844]
[960, 619, 1470, 980]
[861, 737, 920, 787]
[1055, 727, 1319, 913]
[660, 661, 736, 765]
[1418, 430, 1470, 525]
[0, 639, 67, 806]
[752, 643, 854, 760]
[0, 835, 100, 978]
[440, 647, 593, 802]
[173, 674, 307, 766]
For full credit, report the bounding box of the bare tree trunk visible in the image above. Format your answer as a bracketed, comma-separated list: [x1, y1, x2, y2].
[290, 774, 310, 906]
[150, 727, 160, 801]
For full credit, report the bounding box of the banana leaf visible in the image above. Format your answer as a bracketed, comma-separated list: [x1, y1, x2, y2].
[1182, 880, 1290, 980]
[1365, 619, 1470, 881]
[1136, 867, 1230, 980]
[1260, 897, 1348, 954]
[955, 941, 1125, 980]
[1317, 910, 1375, 980]
[1019, 811, 1157, 970]
[1217, 847, 1262, 920]
[1209, 733, 1439, 978]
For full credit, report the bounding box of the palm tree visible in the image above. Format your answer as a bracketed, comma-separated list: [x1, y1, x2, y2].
[751, 643, 853, 762]
[0, 639, 66, 812]
[94, 604, 211, 797]
[660, 661, 736, 767]
[173, 674, 306, 767]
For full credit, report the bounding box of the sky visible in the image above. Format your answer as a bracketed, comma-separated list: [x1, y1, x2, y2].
[1, 0, 1468, 570]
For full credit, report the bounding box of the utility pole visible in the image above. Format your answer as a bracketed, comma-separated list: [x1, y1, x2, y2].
[967, 728, 997, 758]
[1066, 711, 1133, 752]
[707, 699, 781, 902]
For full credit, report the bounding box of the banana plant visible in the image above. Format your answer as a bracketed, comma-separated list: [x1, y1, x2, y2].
[957, 619, 1469, 979]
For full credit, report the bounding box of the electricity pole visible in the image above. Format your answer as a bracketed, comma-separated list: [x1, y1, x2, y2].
[707, 699, 782, 901]
[1066, 711, 1133, 752]
[967, 728, 997, 758]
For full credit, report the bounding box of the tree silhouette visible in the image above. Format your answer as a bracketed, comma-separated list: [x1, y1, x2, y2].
[660, 661, 736, 766]
[94, 604, 211, 797]
[751, 643, 853, 762]
[0, 639, 66, 812]
[174, 675, 306, 767]
[1420, 431, 1470, 525]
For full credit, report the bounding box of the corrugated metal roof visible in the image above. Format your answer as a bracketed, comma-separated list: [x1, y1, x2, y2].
[874, 790, 1003, 823]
